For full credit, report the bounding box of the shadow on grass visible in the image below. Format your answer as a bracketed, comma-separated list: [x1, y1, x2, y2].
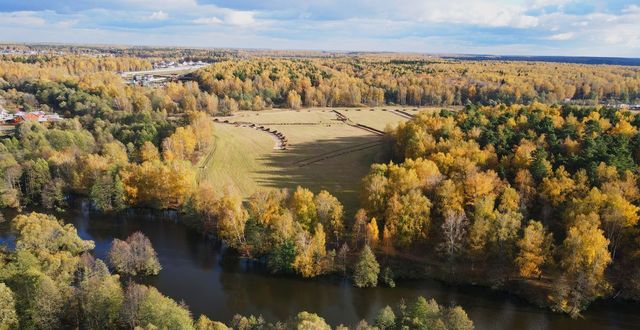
[254, 134, 393, 216]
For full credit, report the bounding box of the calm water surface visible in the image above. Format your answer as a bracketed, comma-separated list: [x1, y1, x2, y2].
[1, 202, 639, 330]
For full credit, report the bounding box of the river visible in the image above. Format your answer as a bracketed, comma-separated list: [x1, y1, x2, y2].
[1, 201, 639, 330]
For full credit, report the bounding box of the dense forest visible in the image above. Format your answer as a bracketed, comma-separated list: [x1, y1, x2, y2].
[1, 49, 640, 327]
[359, 103, 640, 316]
[1, 52, 634, 214]
[194, 58, 640, 109]
[0, 55, 222, 212]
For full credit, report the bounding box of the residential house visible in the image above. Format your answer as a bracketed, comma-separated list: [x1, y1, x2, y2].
[8, 110, 61, 124]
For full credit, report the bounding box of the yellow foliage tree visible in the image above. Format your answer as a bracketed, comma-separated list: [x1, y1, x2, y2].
[516, 220, 553, 278]
[293, 224, 332, 278]
[366, 218, 380, 246]
[554, 213, 612, 316]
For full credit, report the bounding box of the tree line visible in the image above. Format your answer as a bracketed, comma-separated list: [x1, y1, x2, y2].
[194, 58, 640, 110]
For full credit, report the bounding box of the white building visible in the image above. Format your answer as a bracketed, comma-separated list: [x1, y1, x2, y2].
[0, 109, 14, 122]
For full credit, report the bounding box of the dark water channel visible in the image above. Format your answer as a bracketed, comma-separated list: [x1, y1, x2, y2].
[1, 202, 639, 329]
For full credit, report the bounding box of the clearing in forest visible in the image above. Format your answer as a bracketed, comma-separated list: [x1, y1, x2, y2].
[199, 107, 435, 212]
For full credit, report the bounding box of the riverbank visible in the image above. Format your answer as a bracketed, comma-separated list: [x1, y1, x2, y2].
[2, 203, 640, 328]
[376, 250, 552, 308]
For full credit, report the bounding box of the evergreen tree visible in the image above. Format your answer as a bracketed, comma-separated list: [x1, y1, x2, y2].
[354, 245, 380, 288]
[375, 306, 396, 330]
[382, 266, 396, 288]
[90, 173, 114, 211]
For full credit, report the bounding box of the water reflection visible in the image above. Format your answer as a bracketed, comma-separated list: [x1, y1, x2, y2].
[1, 203, 640, 329]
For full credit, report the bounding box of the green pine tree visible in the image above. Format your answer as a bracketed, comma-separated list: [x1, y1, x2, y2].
[354, 245, 380, 287]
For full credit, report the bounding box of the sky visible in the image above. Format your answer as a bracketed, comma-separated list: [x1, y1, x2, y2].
[0, 0, 639, 57]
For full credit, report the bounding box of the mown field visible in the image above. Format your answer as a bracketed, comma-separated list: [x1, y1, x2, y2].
[199, 108, 438, 213]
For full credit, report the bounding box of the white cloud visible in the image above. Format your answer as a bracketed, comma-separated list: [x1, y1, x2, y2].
[193, 17, 223, 25]
[545, 32, 574, 40]
[605, 34, 624, 45]
[119, 0, 197, 10]
[528, 0, 575, 8]
[600, 25, 639, 47]
[1, 0, 639, 57]
[401, 1, 540, 29]
[224, 11, 256, 26]
[622, 5, 640, 14]
[575, 5, 640, 49]
[193, 10, 257, 27]
[56, 20, 78, 28]
[149, 11, 168, 20]
[0, 11, 46, 26]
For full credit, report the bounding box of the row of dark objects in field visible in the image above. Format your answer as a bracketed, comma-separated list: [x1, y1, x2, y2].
[213, 118, 288, 150]
[332, 110, 385, 136]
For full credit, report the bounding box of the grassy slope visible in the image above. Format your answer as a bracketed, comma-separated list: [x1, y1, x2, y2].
[201, 108, 413, 213]
[198, 124, 275, 194]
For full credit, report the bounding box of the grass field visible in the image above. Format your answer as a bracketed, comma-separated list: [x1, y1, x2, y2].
[199, 107, 437, 213]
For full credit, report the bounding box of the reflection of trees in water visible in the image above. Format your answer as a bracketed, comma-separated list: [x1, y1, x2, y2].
[348, 281, 459, 326]
[350, 286, 380, 323]
[69, 203, 221, 271]
[194, 239, 221, 270]
[348, 283, 431, 324]
[218, 268, 358, 325]
[218, 259, 289, 321]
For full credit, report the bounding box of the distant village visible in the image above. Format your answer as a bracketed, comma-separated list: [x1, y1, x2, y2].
[124, 60, 208, 87]
[0, 48, 67, 56]
[614, 103, 640, 111]
[152, 60, 207, 70]
[0, 108, 62, 125]
[562, 98, 640, 110]
[0, 46, 114, 57]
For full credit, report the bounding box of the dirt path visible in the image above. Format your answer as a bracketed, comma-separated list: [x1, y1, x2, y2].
[196, 137, 218, 183]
